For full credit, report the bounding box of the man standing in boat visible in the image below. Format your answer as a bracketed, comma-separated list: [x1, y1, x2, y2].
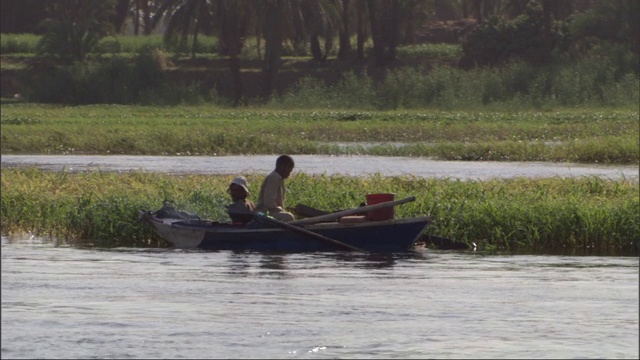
[255, 155, 295, 222]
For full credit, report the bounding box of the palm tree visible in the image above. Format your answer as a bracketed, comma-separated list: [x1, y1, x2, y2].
[367, 0, 401, 66]
[111, 0, 131, 33]
[299, 0, 341, 62]
[37, 0, 116, 63]
[153, 0, 256, 105]
[260, 0, 291, 99]
[355, 0, 368, 60]
[259, 0, 348, 98]
[152, 0, 216, 59]
[337, 0, 353, 60]
[401, 0, 433, 44]
[131, 0, 155, 35]
[217, 0, 254, 105]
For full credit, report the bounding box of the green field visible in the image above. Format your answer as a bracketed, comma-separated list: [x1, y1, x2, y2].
[1, 104, 638, 163]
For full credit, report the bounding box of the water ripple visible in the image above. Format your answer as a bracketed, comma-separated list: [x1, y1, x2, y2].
[2, 240, 638, 359]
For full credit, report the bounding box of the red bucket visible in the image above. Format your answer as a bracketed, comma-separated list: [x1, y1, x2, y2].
[366, 193, 395, 221]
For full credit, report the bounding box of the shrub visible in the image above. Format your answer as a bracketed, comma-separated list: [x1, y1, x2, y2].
[380, 57, 638, 109]
[569, 0, 640, 55]
[35, 0, 116, 63]
[26, 47, 191, 104]
[459, 0, 569, 67]
[0, 33, 39, 53]
[272, 73, 375, 109]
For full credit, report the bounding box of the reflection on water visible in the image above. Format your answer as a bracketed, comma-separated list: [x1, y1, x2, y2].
[326, 252, 430, 269]
[257, 255, 292, 279]
[211, 251, 423, 278]
[4, 232, 637, 257]
[2, 236, 639, 359]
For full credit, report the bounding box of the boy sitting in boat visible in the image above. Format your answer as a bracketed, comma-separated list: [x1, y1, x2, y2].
[226, 176, 256, 225]
[255, 155, 296, 222]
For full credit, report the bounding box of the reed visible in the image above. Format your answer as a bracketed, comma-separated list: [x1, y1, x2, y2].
[270, 56, 639, 110]
[1, 168, 637, 252]
[1, 105, 638, 164]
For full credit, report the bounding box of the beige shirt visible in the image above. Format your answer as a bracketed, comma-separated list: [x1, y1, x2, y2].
[255, 170, 286, 214]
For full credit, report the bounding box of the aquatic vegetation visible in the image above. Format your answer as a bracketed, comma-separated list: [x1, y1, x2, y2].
[1, 169, 638, 252]
[1, 105, 638, 164]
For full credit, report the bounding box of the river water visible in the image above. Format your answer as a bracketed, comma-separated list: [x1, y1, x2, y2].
[2, 156, 639, 358]
[1, 237, 638, 359]
[1, 154, 638, 180]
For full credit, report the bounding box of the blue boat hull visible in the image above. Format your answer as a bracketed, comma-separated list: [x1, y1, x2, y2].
[145, 215, 432, 253]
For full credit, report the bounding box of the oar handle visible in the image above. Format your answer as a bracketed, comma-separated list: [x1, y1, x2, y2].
[290, 196, 416, 225]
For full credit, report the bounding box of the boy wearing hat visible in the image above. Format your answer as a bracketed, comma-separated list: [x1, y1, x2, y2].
[226, 176, 256, 225]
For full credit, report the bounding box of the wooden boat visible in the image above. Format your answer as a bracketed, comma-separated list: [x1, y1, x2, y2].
[141, 196, 432, 253]
[142, 214, 432, 253]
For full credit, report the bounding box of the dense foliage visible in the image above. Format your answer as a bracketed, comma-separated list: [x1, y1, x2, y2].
[460, 1, 570, 67]
[35, 0, 116, 63]
[1, 0, 638, 106]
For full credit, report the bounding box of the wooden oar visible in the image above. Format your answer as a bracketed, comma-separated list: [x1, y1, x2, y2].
[293, 204, 332, 218]
[253, 213, 368, 253]
[289, 196, 416, 226]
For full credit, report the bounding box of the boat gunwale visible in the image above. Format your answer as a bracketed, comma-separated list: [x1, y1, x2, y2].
[144, 214, 433, 252]
[158, 216, 433, 233]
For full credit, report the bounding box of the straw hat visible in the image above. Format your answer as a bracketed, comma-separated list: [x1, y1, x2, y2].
[228, 176, 250, 194]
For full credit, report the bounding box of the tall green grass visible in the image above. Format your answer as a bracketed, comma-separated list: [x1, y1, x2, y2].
[271, 58, 640, 110]
[1, 168, 637, 252]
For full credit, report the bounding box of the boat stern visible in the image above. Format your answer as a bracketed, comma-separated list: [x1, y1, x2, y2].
[140, 211, 206, 249]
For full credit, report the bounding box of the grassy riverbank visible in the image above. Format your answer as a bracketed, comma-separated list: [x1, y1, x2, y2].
[1, 104, 638, 163]
[1, 168, 637, 253]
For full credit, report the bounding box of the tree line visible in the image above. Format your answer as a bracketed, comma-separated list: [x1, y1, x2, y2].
[1, 0, 638, 105]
